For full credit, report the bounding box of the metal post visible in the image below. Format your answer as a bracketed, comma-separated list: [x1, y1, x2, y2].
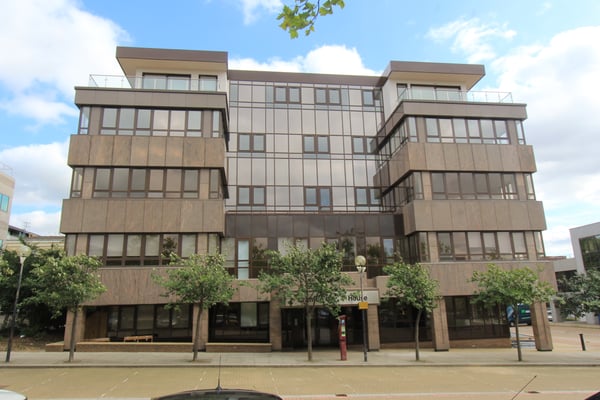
[359, 270, 367, 362]
[579, 333, 587, 351]
[5, 255, 26, 362]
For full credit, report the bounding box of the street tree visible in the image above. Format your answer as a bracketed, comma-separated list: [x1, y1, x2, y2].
[278, 0, 345, 38]
[27, 253, 106, 362]
[470, 264, 556, 361]
[558, 269, 600, 320]
[152, 253, 234, 361]
[384, 261, 440, 361]
[258, 242, 351, 361]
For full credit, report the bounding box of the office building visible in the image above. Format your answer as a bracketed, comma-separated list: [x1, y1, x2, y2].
[59, 46, 555, 351]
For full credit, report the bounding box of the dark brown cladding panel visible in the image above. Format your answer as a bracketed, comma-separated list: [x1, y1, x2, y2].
[116, 46, 228, 64]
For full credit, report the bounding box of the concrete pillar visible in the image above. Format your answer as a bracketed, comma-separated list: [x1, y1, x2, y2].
[367, 304, 380, 351]
[270, 301, 282, 350]
[431, 298, 450, 351]
[63, 307, 86, 351]
[531, 301, 553, 351]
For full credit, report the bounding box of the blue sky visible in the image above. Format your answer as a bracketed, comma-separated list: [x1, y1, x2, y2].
[1, 0, 599, 257]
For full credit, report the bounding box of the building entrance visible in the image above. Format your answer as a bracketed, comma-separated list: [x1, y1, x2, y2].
[281, 306, 364, 349]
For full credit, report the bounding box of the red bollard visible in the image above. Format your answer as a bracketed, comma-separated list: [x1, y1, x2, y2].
[338, 315, 347, 361]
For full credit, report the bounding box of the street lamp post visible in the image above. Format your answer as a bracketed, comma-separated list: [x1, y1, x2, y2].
[355, 255, 367, 362]
[5, 246, 30, 363]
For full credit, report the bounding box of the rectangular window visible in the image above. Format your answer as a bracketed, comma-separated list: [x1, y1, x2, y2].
[362, 90, 374, 106]
[79, 106, 90, 134]
[70, 168, 83, 198]
[304, 186, 332, 210]
[0, 194, 9, 212]
[237, 186, 265, 206]
[212, 111, 221, 137]
[237, 240, 249, 280]
[199, 75, 217, 91]
[315, 88, 340, 105]
[274, 86, 301, 103]
[303, 135, 329, 154]
[238, 134, 265, 152]
[516, 121, 526, 144]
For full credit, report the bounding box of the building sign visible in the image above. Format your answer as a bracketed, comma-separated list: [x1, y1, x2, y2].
[343, 289, 380, 305]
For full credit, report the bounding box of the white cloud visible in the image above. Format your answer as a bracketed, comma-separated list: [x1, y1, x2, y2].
[231, 45, 379, 75]
[10, 210, 63, 237]
[0, 0, 128, 123]
[238, 0, 282, 24]
[1, 141, 70, 210]
[490, 26, 600, 256]
[427, 18, 516, 63]
[427, 20, 600, 256]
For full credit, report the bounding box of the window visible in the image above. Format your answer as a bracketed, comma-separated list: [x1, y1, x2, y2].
[437, 232, 529, 261]
[91, 168, 214, 199]
[524, 173, 536, 200]
[352, 137, 369, 154]
[274, 86, 301, 103]
[78, 106, 90, 134]
[362, 90, 376, 106]
[85, 233, 199, 266]
[99, 108, 210, 137]
[303, 135, 329, 154]
[315, 88, 341, 104]
[355, 187, 380, 206]
[238, 134, 265, 152]
[516, 121, 526, 144]
[199, 75, 217, 91]
[0, 193, 9, 212]
[397, 84, 408, 101]
[70, 168, 83, 198]
[425, 117, 511, 144]
[238, 186, 265, 206]
[212, 111, 221, 137]
[305, 187, 332, 210]
[431, 172, 519, 200]
[142, 74, 190, 90]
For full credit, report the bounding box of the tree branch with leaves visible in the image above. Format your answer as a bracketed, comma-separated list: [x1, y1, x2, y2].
[258, 242, 351, 361]
[470, 264, 555, 361]
[384, 261, 440, 361]
[278, 0, 345, 38]
[152, 253, 234, 361]
[27, 253, 106, 362]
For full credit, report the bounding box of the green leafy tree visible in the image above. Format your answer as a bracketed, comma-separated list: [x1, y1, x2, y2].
[152, 253, 234, 361]
[1, 245, 65, 334]
[384, 261, 440, 361]
[27, 253, 106, 362]
[258, 242, 351, 361]
[470, 264, 556, 361]
[278, 0, 345, 38]
[558, 269, 600, 320]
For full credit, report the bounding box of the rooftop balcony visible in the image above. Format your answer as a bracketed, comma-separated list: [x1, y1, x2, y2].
[87, 74, 222, 92]
[396, 87, 513, 105]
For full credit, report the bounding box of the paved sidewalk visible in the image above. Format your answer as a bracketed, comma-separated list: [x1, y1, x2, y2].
[3, 346, 600, 368]
[2, 323, 599, 368]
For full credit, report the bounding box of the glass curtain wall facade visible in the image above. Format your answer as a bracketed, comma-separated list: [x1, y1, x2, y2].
[59, 47, 556, 351]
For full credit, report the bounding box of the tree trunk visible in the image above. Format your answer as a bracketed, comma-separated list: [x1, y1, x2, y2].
[306, 306, 313, 361]
[193, 306, 203, 361]
[68, 307, 78, 362]
[414, 309, 422, 361]
[515, 314, 523, 362]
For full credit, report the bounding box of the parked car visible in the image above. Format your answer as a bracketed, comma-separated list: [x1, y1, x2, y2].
[152, 389, 282, 400]
[507, 304, 532, 326]
[0, 390, 27, 400]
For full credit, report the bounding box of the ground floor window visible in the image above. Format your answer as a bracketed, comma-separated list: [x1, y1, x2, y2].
[378, 299, 431, 343]
[100, 304, 192, 341]
[445, 296, 508, 340]
[209, 302, 270, 342]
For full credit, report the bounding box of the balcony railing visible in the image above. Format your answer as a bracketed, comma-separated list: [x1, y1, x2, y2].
[87, 74, 220, 92]
[396, 87, 513, 105]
